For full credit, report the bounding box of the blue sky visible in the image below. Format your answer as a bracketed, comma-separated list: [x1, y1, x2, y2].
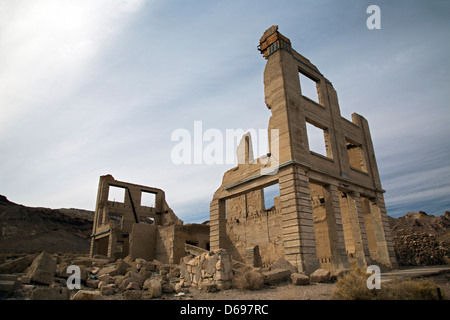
[0, 0, 449, 223]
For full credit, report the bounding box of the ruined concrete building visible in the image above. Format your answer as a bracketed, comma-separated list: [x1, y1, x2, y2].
[90, 175, 209, 263]
[90, 26, 397, 276]
[210, 26, 398, 274]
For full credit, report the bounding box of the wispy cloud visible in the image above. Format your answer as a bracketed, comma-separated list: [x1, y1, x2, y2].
[0, 0, 449, 224]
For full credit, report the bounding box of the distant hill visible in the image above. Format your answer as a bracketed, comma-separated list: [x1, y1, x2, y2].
[389, 211, 450, 266]
[389, 211, 450, 242]
[0, 195, 93, 254]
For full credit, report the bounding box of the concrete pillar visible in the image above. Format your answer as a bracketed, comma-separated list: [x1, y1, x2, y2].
[324, 185, 350, 270]
[279, 166, 320, 275]
[345, 192, 371, 267]
[369, 193, 399, 269]
[209, 199, 226, 251]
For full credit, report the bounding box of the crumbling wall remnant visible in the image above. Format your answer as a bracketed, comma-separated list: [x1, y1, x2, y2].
[90, 175, 209, 264]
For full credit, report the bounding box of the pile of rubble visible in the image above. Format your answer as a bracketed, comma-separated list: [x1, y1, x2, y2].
[179, 249, 234, 292]
[392, 228, 450, 266]
[0, 249, 344, 300]
[0, 251, 189, 300]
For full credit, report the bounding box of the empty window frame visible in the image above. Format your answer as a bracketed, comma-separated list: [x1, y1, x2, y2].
[263, 183, 280, 210]
[299, 71, 320, 104]
[306, 120, 333, 159]
[346, 138, 368, 172]
[108, 185, 126, 203]
[141, 191, 156, 208]
[139, 216, 155, 224]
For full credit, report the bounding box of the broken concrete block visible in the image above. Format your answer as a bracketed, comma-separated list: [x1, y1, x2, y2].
[119, 270, 145, 290]
[162, 281, 175, 293]
[124, 290, 142, 300]
[270, 258, 298, 274]
[27, 252, 57, 285]
[86, 279, 99, 288]
[125, 281, 141, 291]
[0, 254, 37, 274]
[97, 259, 131, 277]
[0, 274, 21, 295]
[20, 275, 31, 284]
[310, 269, 331, 283]
[174, 282, 183, 293]
[262, 268, 291, 285]
[143, 278, 162, 298]
[100, 283, 115, 295]
[97, 274, 111, 284]
[72, 290, 104, 300]
[290, 273, 310, 286]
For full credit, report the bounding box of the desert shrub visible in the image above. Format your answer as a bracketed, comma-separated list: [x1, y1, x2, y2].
[333, 265, 376, 300]
[333, 265, 441, 300]
[378, 278, 441, 300]
[232, 269, 264, 291]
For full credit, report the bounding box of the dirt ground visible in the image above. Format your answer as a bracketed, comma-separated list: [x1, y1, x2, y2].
[164, 271, 450, 300]
[174, 282, 336, 300]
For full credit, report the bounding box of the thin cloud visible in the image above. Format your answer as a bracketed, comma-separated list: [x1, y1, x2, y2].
[0, 0, 449, 223]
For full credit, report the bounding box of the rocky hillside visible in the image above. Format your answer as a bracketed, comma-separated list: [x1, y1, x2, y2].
[389, 211, 450, 266]
[0, 195, 93, 255]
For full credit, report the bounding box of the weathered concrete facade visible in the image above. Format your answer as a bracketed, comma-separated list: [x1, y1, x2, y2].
[90, 175, 209, 264]
[210, 26, 398, 274]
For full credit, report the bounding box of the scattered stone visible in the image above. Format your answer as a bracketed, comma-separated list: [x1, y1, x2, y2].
[20, 275, 31, 284]
[162, 281, 175, 293]
[143, 278, 162, 298]
[27, 252, 57, 285]
[290, 273, 310, 286]
[310, 268, 331, 283]
[393, 228, 450, 266]
[97, 259, 131, 277]
[125, 281, 141, 291]
[120, 271, 145, 290]
[0, 254, 37, 274]
[86, 279, 99, 289]
[72, 290, 104, 300]
[270, 258, 298, 274]
[262, 269, 291, 285]
[0, 274, 21, 296]
[97, 274, 111, 284]
[180, 249, 234, 291]
[29, 287, 70, 300]
[100, 283, 115, 296]
[124, 290, 142, 300]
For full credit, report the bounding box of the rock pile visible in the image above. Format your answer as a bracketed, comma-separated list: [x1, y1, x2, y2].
[0, 250, 348, 300]
[180, 249, 234, 292]
[393, 228, 450, 266]
[0, 251, 187, 300]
